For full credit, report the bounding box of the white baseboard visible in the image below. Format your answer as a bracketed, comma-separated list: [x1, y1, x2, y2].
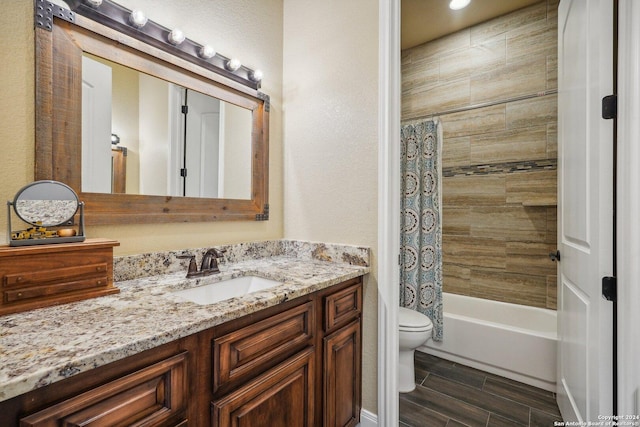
[358, 409, 378, 427]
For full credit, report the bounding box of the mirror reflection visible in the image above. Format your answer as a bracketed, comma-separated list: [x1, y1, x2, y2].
[14, 181, 79, 227]
[81, 54, 252, 200]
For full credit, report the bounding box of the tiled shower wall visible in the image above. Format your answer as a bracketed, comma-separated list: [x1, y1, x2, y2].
[401, 0, 559, 309]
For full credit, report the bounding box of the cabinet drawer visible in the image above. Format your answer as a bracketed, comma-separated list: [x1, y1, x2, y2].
[20, 352, 189, 427]
[213, 301, 314, 393]
[323, 281, 362, 333]
[4, 277, 109, 304]
[3, 263, 108, 288]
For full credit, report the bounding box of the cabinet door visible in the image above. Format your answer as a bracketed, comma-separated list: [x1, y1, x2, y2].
[212, 348, 315, 427]
[20, 352, 188, 427]
[323, 319, 361, 427]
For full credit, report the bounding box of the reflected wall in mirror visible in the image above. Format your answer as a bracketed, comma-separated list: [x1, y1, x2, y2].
[34, 0, 269, 224]
[82, 54, 252, 200]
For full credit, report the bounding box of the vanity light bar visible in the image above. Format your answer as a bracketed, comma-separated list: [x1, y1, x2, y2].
[51, 0, 262, 90]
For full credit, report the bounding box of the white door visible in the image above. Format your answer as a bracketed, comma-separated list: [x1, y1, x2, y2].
[183, 90, 221, 198]
[81, 56, 113, 193]
[557, 0, 614, 422]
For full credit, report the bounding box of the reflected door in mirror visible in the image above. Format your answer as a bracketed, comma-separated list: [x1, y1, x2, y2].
[82, 56, 113, 194]
[81, 55, 252, 200]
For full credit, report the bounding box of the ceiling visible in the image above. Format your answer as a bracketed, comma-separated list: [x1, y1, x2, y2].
[401, 0, 543, 50]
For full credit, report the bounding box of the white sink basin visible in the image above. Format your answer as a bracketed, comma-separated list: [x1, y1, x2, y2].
[172, 275, 282, 305]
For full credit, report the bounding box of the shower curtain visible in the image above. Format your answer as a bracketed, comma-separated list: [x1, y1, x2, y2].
[400, 119, 443, 341]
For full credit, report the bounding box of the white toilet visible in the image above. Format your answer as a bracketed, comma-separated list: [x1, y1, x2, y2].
[398, 306, 433, 393]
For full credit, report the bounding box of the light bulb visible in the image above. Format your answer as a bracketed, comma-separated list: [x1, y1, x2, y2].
[168, 29, 185, 45]
[198, 45, 216, 59]
[84, 0, 102, 7]
[449, 0, 471, 10]
[250, 69, 263, 82]
[226, 58, 241, 72]
[129, 10, 147, 28]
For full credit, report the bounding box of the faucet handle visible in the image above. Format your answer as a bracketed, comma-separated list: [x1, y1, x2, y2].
[177, 254, 198, 277]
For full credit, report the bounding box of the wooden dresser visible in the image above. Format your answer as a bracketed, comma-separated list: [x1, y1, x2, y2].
[0, 238, 119, 316]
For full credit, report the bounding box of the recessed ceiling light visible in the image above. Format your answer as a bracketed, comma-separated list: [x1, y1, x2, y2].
[449, 0, 471, 10]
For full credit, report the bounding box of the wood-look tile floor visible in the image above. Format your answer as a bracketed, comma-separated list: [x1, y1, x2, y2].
[399, 352, 563, 427]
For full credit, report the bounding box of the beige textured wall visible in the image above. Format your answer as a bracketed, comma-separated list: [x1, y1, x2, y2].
[0, 1, 35, 226]
[402, 0, 559, 309]
[283, 0, 379, 413]
[0, 0, 284, 255]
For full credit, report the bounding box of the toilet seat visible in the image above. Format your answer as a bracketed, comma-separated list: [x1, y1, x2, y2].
[399, 307, 433, 332]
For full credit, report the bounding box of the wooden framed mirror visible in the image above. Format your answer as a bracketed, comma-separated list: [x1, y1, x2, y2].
[34, 0, 269, 224]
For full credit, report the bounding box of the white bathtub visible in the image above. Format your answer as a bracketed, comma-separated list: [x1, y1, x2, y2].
[421, 292, 557, 392]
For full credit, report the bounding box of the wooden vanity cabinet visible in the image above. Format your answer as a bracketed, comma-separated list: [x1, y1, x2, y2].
[0, 277, 363, 427]
[208, 278, 363, 427]
[318, 279, 363, 427]
[0, 334, 198, 427]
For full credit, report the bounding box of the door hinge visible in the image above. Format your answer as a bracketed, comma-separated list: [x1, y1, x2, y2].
[180, 168, 187, 177]
[602, 276, 617, 301]
[181, 105, 189, 114]
[602, 95, 617, 119]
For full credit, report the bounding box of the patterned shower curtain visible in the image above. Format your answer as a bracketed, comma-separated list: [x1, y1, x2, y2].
[400, 119, 443, 341]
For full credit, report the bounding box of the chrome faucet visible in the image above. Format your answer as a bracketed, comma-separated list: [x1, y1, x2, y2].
[177, 248, 226, 278]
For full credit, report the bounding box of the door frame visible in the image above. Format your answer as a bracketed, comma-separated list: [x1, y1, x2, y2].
[377, 0, 400, 425]
[615, 0, 640, 416]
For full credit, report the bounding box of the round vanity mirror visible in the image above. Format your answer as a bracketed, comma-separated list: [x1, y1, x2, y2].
[13, 180, 79, 227]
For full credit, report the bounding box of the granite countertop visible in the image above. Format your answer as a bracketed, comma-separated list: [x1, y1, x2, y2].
[0, 240, 370, 403]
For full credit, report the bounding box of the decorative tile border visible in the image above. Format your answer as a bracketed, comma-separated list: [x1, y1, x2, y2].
[114, 240, 370, 282]
[443, 159, 557, 178]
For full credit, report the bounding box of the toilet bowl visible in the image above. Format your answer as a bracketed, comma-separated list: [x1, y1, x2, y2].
[398, 306, 433, 393]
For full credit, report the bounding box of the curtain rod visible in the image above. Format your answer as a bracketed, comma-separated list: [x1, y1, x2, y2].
[401, 89, 558, 123]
